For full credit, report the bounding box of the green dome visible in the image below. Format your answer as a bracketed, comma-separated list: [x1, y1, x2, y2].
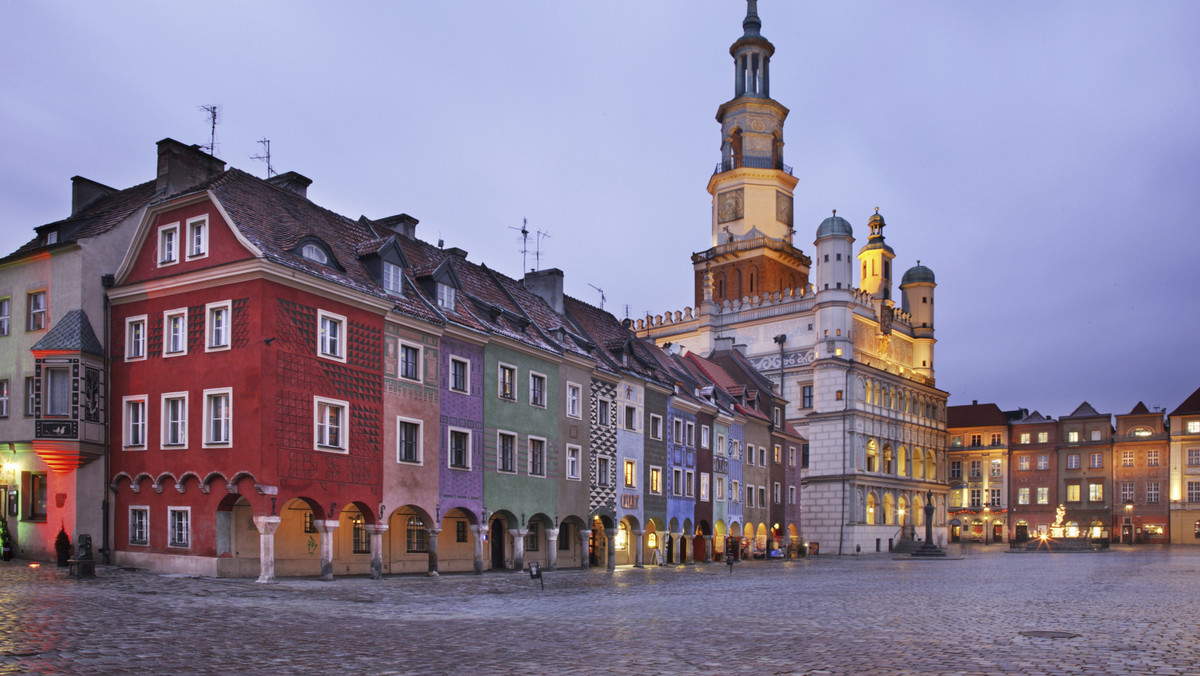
[902, 264, 935, 285]
[816, 213, 853, 239]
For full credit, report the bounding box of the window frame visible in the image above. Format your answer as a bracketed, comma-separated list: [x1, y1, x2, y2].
[685, 422, 695, 447]
[448, 427, 472, 470]
[623, 404, 637, 431]
[0, 297, 10, 336]
[382, 261, 403, 296]
[398, 341, 422, 383]
[449, 356, 471, 394]
[566, 382, 582, 419]
[123, 395, 148, 449]
[672, 468, 683, 496]
[160, 392, 189, 448]
[167, 506, 191, 549]
[701, 425, 710, 448]
[497, 430, 517, 474]
[406, 516, 428, 553]
[25, 472, 47, 521]
[623, 458, 637, 488]
[528, 436, 546, 477]
[649, 465, 662, 494]
[186, 215, 208, 260]
[128, 506, 149, 546]
[203, 388, 232, 447]
[565, 444, 581, 481]
[313, 396, 349, 453]
[598, 398, 611, 427]
[316, 309, 347, 362]
[649, 414, 663, 441]
[0, 379, 7, 417]
[205, 300, 232, 352]
[597, 455, 610, 486]
[685, 470, 695, 498]
[163, 308, 188, 357]
[44, 366, 71, 417]
[436, 283, 456, 311]
[396, 417, 422, 464]
[27, 291, 48, 331]
[529, 371, 547, 408]
[497, 363, 517, 401]
[125, 315, 147, 361]
[158, 222, 180, 267]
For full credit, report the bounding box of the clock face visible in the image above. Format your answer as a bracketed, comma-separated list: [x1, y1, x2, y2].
[718, 189, 744, 224]
[776, 192, 793, 226]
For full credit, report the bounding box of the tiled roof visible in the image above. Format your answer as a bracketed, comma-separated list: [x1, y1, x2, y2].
[1013, 410, 1054, 424]
[1063, 401, 1106, 419]
[30, 309, 103, 356]
[3, 181, 156, 262]
[1170, 386, 1200, 416]
[947, 402, 1009, 428]
[1128, 401, 1151, 415]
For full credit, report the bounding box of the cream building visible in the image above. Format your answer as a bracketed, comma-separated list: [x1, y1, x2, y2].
[637, 1, 949, 555]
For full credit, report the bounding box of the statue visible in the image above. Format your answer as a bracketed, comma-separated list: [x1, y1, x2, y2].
[1052, 504, 1065, 529]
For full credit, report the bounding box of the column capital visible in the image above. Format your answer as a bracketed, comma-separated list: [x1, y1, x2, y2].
[508, 528, 529, 537]
[253, 515, 282, 535]
[313, 519, 339, 533]
[425, 528, 443, 536]
[366, 524, 389, 535]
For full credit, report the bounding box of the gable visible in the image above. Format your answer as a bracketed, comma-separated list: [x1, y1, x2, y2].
[118, 193, 258, 286]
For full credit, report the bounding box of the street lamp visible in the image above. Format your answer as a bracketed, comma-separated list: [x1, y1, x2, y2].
[1124, 500, 1134, 545]
[983, 506, 991, 545]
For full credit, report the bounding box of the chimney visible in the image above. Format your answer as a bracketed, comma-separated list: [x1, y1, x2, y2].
[266, 171, 312, 199]
[733, 342, 748, 356]
[376, 214, 419, 240]
[714, 336, 735, 353]
[445, 247, 468, 259]
[70, 176, 117, 216]
[156, 138, 225, 196]
[523, 268, 564, 314]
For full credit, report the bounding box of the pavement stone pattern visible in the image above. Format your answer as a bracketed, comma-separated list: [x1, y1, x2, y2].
[1, 546, 1199, 675]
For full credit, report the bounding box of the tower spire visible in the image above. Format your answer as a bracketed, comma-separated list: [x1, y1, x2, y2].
[743, 0, 762, 38]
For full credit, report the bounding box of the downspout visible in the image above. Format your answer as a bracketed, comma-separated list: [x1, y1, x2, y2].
[101, 274, 113, 565]
[839, 365, 850, 556]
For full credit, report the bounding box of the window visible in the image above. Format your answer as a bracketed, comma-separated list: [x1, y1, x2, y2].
[351, 514, 369, 554]
[759, 486, 767, 507]
[788, 446, 796, 467]
[673, 419, 683, 444]
[802, 443, 809, 468]
[672, 468, 683, 496]
[566, 445, 581, 480]
[0, 298, 9, 335]
[525, 439, 544, 475]
[317, 310, 346, 361]
[1067, 484, 1081, 502]
[124, 396, 147, 448]
[206, 301, 231, 351]
[1090, 429, 1102, 441]
[530, 372, 546, 407]
[746, 444, 754, 466]
[1020, 433, 1030, 444]
[968, 460, 981, 478]
[1018, 455, 1029, 471]
[1147, 449, 1160, 466]
[1188, 421, 1200, 434]
[397, 418, 421, 463]
[1067, 431, 1079, 443]
[773, 408, 782, 427]
[1037, 487, 1049, 504]
[168, 507, 190, 548]
[990, 459, 1002, 477]
[990, 488, 1001, 507]
[399, 343, 421, 381]
[1189, 449, 1200, 467]
[649, 466, 662, 494]
[406, 516, 428, 553]
[449, 428, 471, 469]
[685, 470, 695, 498]
[1037, 432, 1048, 443]
[746, 485, 754, 507]
[160, 393, 187, 447]
[686, 422, 695, 446]
[558, 523, 571, 550]
[802, 385, 813, 409]
[990, 433, 1002, 446]
[158, 223, 179, 266]
[436, 284, 456, 311]
[1121, 450, 1134, 467]
[951, 436, 963, 448]
[382, 261, 403, 295]
[125, 316, 147, 360]
[1120, 482, 1134, 503]
[1037, 454, 1049, 471]
[759, 447, 766, 467]
[160, 310, 186, 357]
[649, 414, 663, 440]
[25, 473, 47, 520]
[788, 485, 796, 505]
[716, 476, 725, 501]
[498, 364, 516, 400]
[314, 397, 348, 452]
[44, 367, 70, 416]
[1066, 454, 1080, 470]
[1146, 482, 1160, 503]
[456, 521, 468, 543]
[0, 380, 7, 417]
[598, 399, 611, 427]
[716, 434, 725, 457]
[624, 405, 637, 431]
[700, 473, 710, 501]
[1018, 487, 1030, 505]
[970, 434, 981, 447]
[731, 480, 740, 502]
[566, 382, 581, 418]
[187, 216, 208, 258]
[624, 459, 636, 487]
[525, 522, 540, 552]
[597, 456, 611, 485]
[129, 507, 149, 546]
[774, 445, 782, 464]
[701, 425, 710, 448]
[773, 482, 781, 504]
[1089, 452, 1103, 469]
[301, 243, 328, 264]
[450, 357, 470, 394]
[498, 432, 516, 473]
[203, 388, 232, 446]
[1190, 481, 1200, 504]
[969, 489, 981, 508]
[1088, 482, 1103, 502]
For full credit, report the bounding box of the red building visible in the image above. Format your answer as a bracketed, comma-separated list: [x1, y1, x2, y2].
[1112, 403, 1169, 544]
[1008, 411, 1059, 541]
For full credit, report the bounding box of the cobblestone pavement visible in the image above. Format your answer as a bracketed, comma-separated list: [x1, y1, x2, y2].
[2, 546, 1199, 674]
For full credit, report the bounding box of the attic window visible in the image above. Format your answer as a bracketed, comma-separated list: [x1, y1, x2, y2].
[437, 284, 455, 311]
[383, 261, 403, 295]
[45, 230, 58, 245]
[301, 244, 328, 265]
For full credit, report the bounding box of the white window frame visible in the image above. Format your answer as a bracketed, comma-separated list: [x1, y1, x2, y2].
[0, 379, 7, 418]
[701, 473, 711, 502]
[685, 422, 695, 447]
[497, 430, 518, 474]
[528, 435, 547, 477]
[449, 356, 471, 394]
[396, 416, 423, 464]
[788, 485, 796, 505]
[167, 506, 191, 549]
[313, 396, 349, 453]
[746, 485, 754, 507]
[566, 382, 582, 419]
[623, 404, 637, 431]
[1036, 486, 1049, 505]
[673, 418, 683, 444]
[186, 215, 208, 260]
[382, 261, 403, 295]
[529, 371, 547, 408]
[129, 506, 149, 546]
[773, 482, 781, 504]
[160, 392, 189, 448]
[0, 297, 10, 336]
[437, 283, 456, 311]
[717, 476, 726, 501]
[205, 300, 232, 352]
[701, 425, 710, 449]
[649, 414, 663, 441]
[123, 395, 147, 449]
[125, 315, 147, 361]
[398, 341, 422, 383]
[685, 470, 695, 498]
[44, 366, 71, 416]
[672, 468, 683, 496]
[317, 309, 347, 362]
[203, 388, 232, 447]
[498, 362, 517, 401]
[565, 444, 581, 480]
[448, 426, 472, 470]
[649, 465, 662, 494]
[623, 458, 637, 488]
[157, 222, 180, 267]
[717, 434, 725, 457]
[731, 480, 740, 502]
[163, 308, 188, 357]
[27, 291, 47, 331]
[746, 444, 755, 466]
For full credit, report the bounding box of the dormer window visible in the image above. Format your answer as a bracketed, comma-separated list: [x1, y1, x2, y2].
[158, 223, 179, 266]
[437, 284, 455, 311]
[1132, 427, 1152, 438]
[383, 261, 403, 295]
[45, 230, 58, 245]
[301, 244, 328, 265]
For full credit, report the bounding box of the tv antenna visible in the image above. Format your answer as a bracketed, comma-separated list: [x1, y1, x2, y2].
[199, 105, 220, 156]
[508, 218, 530, 272]
[250, 137, 275, 177]
[534, 230, 552, 271]
[588, 283, 606, 310]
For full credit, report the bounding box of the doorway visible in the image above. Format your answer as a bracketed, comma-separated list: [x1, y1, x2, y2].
[490, 519, 506, 570]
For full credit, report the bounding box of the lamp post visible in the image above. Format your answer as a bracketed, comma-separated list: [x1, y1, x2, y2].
[983, 506, 990, 545]
[1124, 500, 1134, 545]
[898, 508, 906, 539]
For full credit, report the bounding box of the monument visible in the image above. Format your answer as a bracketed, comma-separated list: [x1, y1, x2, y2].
[911, 491, 948, 558]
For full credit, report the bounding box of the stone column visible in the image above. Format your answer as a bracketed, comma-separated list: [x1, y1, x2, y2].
[426, 528, 442, 577]
[633, 530, 645, 568]
[509, 528, 528, 571]
[368, 524, 388, 579]
[252, 515, 281, 584]
[684, 535, 694, 563]
[604, 528, 617, 570]
[579, 529, 592, 570]
[314, 519, 339, 581]
[471, 525, 485, 575]
[670, 532, 681, 564]
[546, 528, 559, 571]
[703, 535, 713, 563]
[781, 534, 792, 559]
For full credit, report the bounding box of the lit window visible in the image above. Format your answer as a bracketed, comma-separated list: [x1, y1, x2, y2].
[528, 437, 545, 476]
[1067, 431, 1080, 443]
[124, 396, 147, 448]
[187, 216, 208, 258]
[1018, 487, 1030, 505]
[449, 428, 470, 469]
[168, 507, 190, 548]
[566, 382, 581, 418]
[44, 367, 70, 416]
[774, 445, 781, 464]
[990, 459, 1002, 477]
[566, 445, 581, 480]
[314, 397, 348, 452]
[129, 507, 149, 546]
[161, 393, 188, 447]
[1066, 484, 1081, 502]
[498, 364, 516, 400]
[351, 514, 369, 554]
[397, 418, 421, 464]
[1132, 427, 1152, 438]
[530, 373, 546, 407]
[399, 343, 421, 381]
[701, 473, 711, 501]
[1188, 421, 1200, 434]
[382, 261, 403, 295]
[1037, 454, 1049, 470]
[0, 380, 7, 417]
[1037, 432, 1048, 443]
[0, 297, 9, 336]
[125, 316, 147, 360]
[317, 310, 346, 361]
[498, 432, 516, 473]
[437, 284, 455, 311]
[26, 473, 47, 520]
[204, 388, 232, 446]
[649, 466, 662, 493]
[164, 309, 187, 356]
[158, 223, 179, 266]
[1088, 482, 1103, 502]
[450, 357, 470, 394]
[206, 301, 231, 351]
[1036, 487, 1049, 504]
[1020, 433, 1030, 444]
[624, 459, 636, 488]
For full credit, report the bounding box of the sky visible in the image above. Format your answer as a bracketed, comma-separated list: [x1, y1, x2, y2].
[2, 1, 1198, 420]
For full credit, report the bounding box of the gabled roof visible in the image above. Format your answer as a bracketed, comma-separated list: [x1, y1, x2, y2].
[1063, 401, 1106, 419]
[1013, 410, 1054, 425]
[3, 180, 156, 262]
[1128, 401, 1151, 415]
[30, 309, 103, 356]
[947, 402, 1008, 428]
[1170, 386, 1200, 417]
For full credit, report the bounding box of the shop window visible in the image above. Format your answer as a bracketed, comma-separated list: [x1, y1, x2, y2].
[406, 516, 427, 553]
[24, 473, 47, 521]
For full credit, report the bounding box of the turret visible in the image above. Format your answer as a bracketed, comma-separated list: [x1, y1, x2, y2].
[814, 210, 853, 292]
[901, 261, 936, 378]
[856, 208, 895, 301]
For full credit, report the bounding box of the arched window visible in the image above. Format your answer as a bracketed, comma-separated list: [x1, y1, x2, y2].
[883, 445, 894, 474]
[898, 496, 908, 525]
[897, 446, 909, 477]
[866, 493, 877, 525]
[301, 243, 328, 265]
[406, 516, 427, 553]
[866, 440, 878, 472]
[912, 447, 925, 479]
[883, 493, 896, 525]
[914, 495, 925, 526]
[925, 450, 937, 481]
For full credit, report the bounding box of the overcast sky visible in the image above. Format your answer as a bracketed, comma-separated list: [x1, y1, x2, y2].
[3, 1, 1198, 419]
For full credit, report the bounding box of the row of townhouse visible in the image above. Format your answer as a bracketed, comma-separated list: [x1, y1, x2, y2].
[947, 390, 1200, 546]
[0, 139, 806, 578]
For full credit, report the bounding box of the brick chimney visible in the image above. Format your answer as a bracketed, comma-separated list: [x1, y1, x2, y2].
[266, 171, 312, 199]
[156, 138, 225, 196]
[375, 214, 419, 240]
[523, 268, 564, 314]
[70, 176, 117, 216]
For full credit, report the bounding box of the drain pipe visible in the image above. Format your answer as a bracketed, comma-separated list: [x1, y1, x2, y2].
[838, 366, 850, 556]
[101, 274, 113, 565]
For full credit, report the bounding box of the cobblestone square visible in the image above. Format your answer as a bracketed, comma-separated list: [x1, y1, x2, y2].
[2, 546, 1198, 675]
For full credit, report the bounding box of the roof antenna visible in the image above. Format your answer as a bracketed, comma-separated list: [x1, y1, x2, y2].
[534, 229, 552, 271]
[199, 105, 220, 157]
[588, 283, 606, 310]
[623, 304, 630, 320]
[508, 218, 530, 272]
[250, 137, 275, 177]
